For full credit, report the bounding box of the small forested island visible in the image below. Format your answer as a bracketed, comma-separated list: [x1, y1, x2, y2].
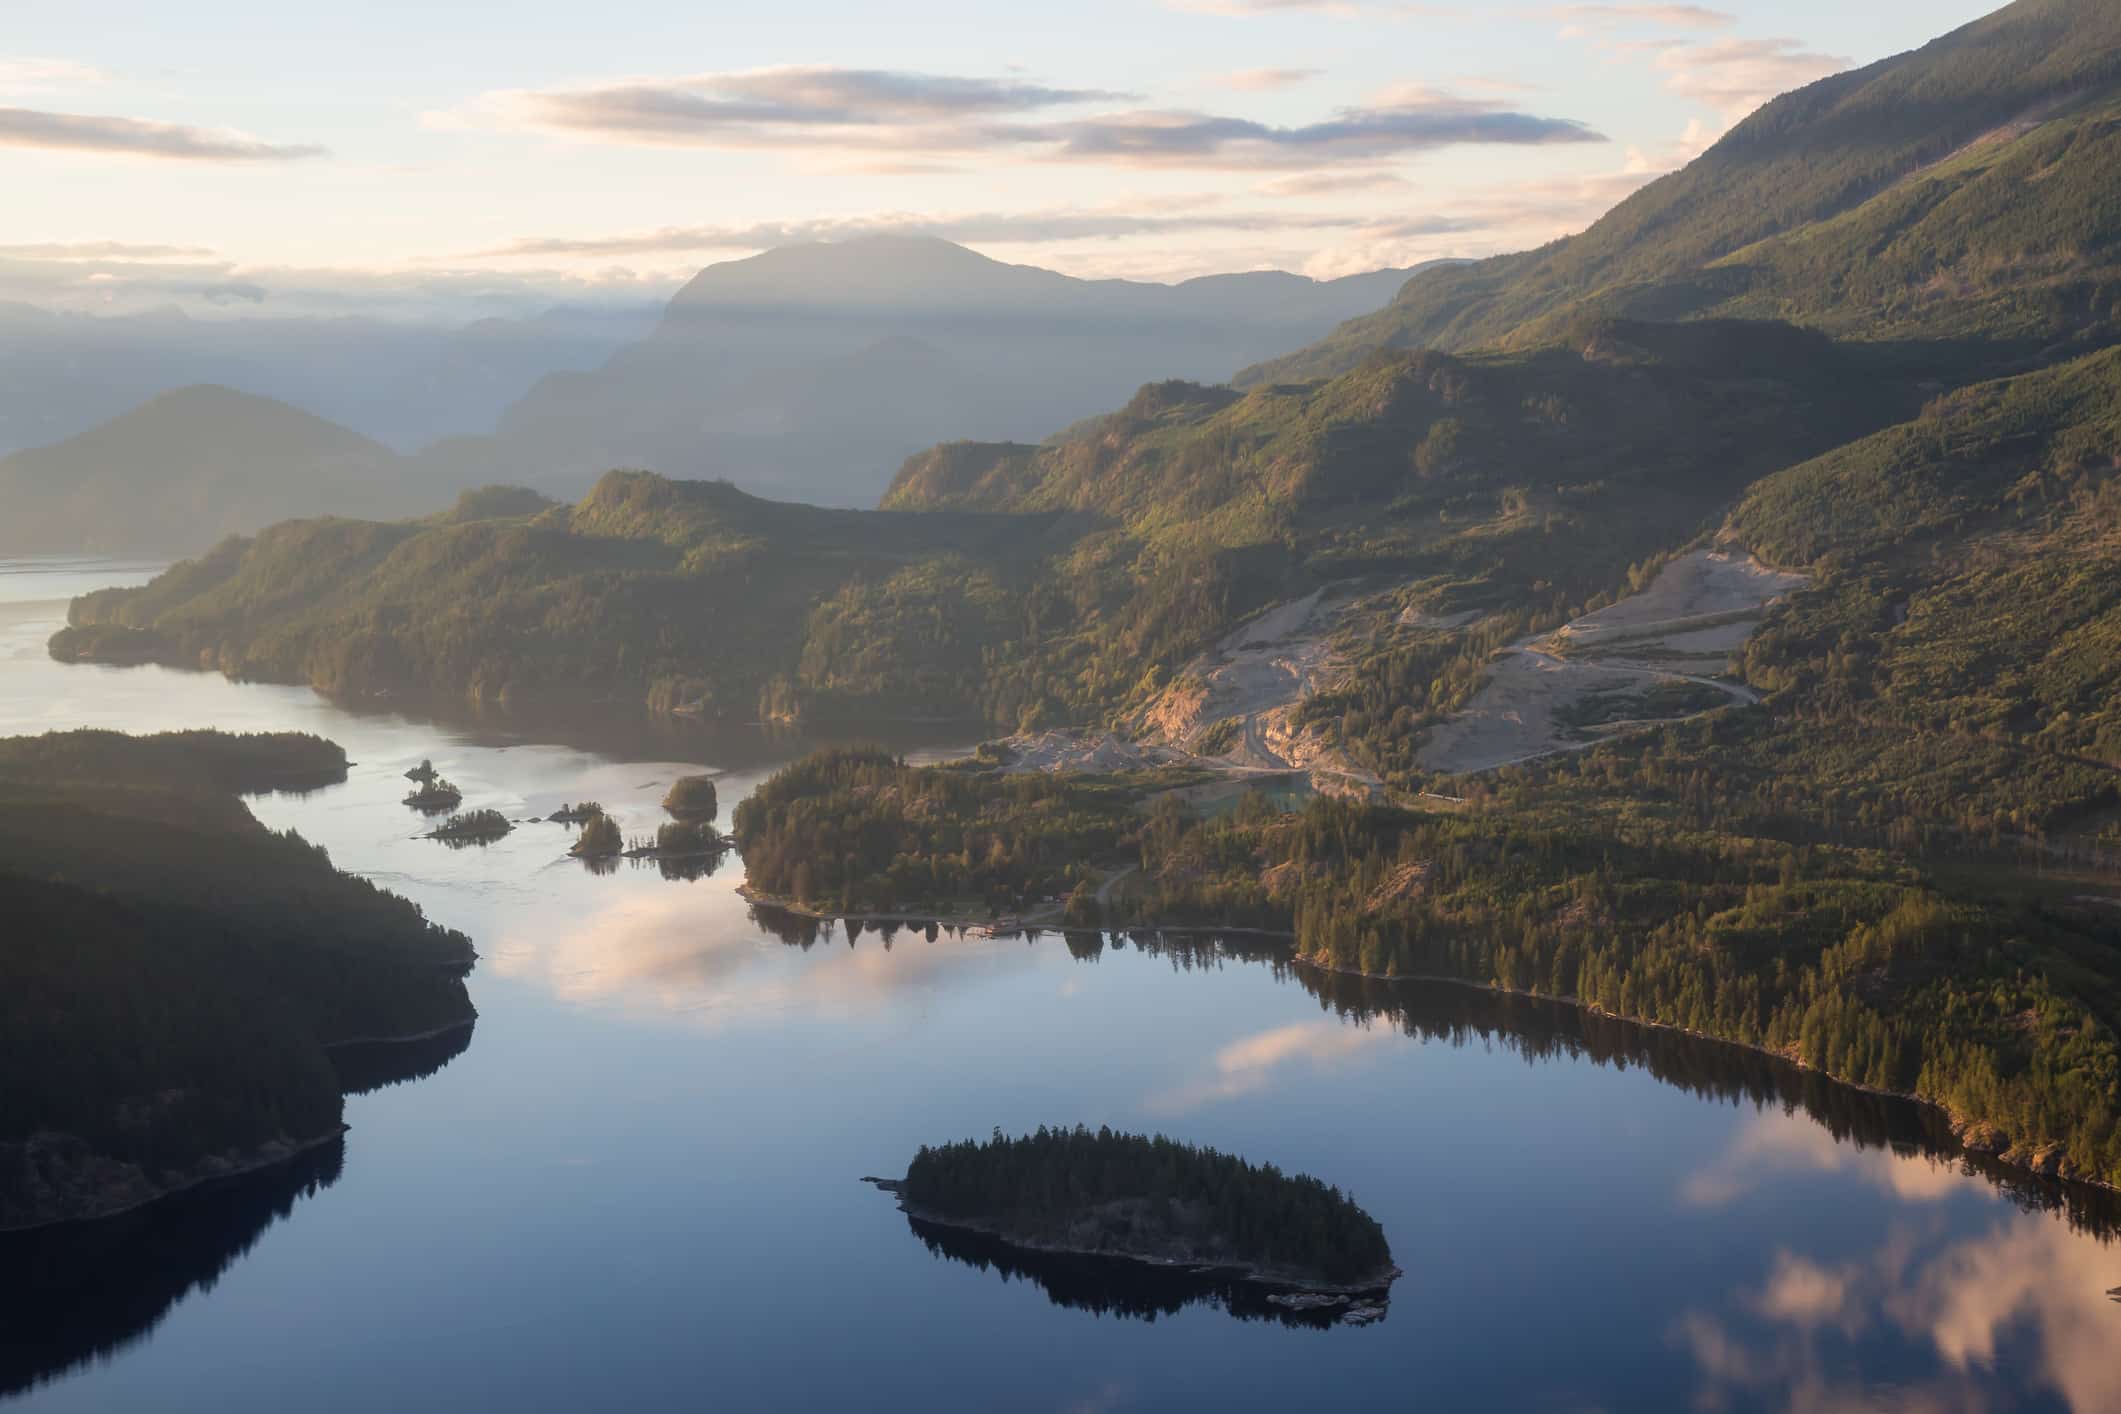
[870, 1127, 1397, 1299]
[547, 799, 604, 823]
[0, 729, 476, 1230]
[624, 820, 725, 859]
[570, 810, 622, 859]
[662, 774, 718, 823]
[403, 775, 462, 812]
[426, 808, 512, 845]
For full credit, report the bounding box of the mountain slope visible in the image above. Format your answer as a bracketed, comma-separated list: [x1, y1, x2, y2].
[1243, 0, 2121, 383]
[0, 386, 429, 556]
[64, 319, 1906, 731]
[433, 237, 1433, 506]
[55, 470, 1098, 721]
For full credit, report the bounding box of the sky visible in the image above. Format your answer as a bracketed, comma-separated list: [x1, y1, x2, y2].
[2, 0, 2002, 321]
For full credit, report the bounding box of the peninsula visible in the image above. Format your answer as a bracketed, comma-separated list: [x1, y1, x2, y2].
[0, 729, 477, 1230]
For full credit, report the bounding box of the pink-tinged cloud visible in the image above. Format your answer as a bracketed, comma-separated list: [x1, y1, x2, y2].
[0, 106, 322, 161]
[453, 66, 1602, 170]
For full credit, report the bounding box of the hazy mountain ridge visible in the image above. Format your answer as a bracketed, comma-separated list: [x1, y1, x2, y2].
[0, 301, 658, 458]
[0, 386, 435, 556]
[435, 238, 1436, 507]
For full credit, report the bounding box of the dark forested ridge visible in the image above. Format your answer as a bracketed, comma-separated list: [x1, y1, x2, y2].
[0, 730, 476, 1230]
[729, 748, 1146, 915]
[889, 1126, 1395, 1289]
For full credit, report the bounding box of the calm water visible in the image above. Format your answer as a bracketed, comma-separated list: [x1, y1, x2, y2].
[3, 559, 2117, 1412]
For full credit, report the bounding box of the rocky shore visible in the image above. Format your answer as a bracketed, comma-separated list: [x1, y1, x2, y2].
[0, 1127, 348, 1234]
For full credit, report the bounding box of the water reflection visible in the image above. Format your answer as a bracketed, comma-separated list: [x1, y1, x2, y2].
[327, 1021, 476, 1097]
[901, 1215, 1382, 1330]
[1146, 1019, 1389, 1116]
[1676, 1208, 2121, 1413]
[0, 1140, 345, 1402]
[749, 924, 2121, 1244]
[489, 893, 1040, 1028]
[0, 1026, 473, 1403]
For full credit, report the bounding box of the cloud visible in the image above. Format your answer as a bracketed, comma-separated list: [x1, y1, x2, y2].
[0, 240, 215, 260]
[455, 66, 1601, 170]
[1652, 36, 1847, 126]
[1547, 3, 1734, 31]
[480, 205, 1374, 259]
[456, 65, 1129, 147]
[1170, 0, 1364, 15]
[1257, 169, 1408, 196]
[1146, 1020, 1386, 1114]
[0, 57, 108, 89]
[0, 247, 681, 322]
[1215, 67, 1323, 91]
[1028, 95, 1602, 168]
[1172, 0, 1466, 15]
[1296, 160, 1658, 277]
[0, 106, 323, 161]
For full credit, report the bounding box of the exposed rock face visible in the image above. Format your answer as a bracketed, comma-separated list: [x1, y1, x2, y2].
[1418, 549, 1802, 776]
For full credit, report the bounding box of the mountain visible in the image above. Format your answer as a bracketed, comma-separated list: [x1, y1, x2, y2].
[429, 238, 1433, 506]
[56, 319, 1897, 726]
[0, 301, 656, 458]
[53, 470, 1097, 720]
[1243, 0, 2121, 384]
[0, 386, 426, 555]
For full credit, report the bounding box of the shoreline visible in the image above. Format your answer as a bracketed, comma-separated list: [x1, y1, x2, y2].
[864, 1179, 1401, 1297]
[766, 896, 2113, 1198]
[5, 1019, 478, 1236]
[1288, 955, 2119, 1197]
[322, 1015, 478, 1049]
[1, 1125, 350, 1237]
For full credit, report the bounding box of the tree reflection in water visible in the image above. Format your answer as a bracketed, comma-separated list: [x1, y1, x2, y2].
[0, 1024, 473, 1402]
[903, 1215, 1376, 1330]
[750, 911, 2121, 1243]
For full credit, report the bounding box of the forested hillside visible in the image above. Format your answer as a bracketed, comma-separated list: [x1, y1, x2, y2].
[0, 730, 475, 1229]
[1241, 0, 2121, 383]
[64, 319, 1917, 730]
[736, 744, 2121, 1188]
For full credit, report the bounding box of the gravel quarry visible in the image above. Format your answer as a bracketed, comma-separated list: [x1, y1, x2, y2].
[1418, 550, 1805, 776]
